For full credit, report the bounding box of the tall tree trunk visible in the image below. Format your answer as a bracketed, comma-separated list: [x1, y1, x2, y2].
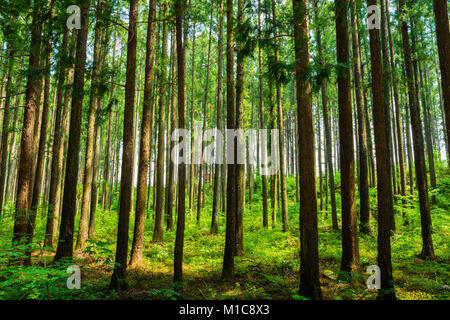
[153, 1, 169, 242]
[234, 0, 245, 256]
[188, 23, 196, 216]
[335, 0, 360, 275]
[26, 3, 54, 264]
[129, 0, 157, 268]
[88, 126, 101, 239]
[222, 0, 236, 280]
[314, 0, 338, 230]
[380, 0, 396, 232]
[166, 31, 177, 232]
[398, 0, 435, 260]
[102, 30, 118, 210]
[211, 0, 224, 235]
[432, 0, 450, 165]
[272, 1, 289, 233]
[54, 0, 91, 261]
[258, 0, 268, 228]
[197, 5, 214, 224]
[367, 0, 396, 299]
[294, 0, 322, 300]
[44, 28, 69, 247]
[0, 46, 13, 219]
[76, 2, 106, 251]
[351, 0, 370, 234]
[386, 0, 407, 223]
[110, 0, 138, 290]
[174, 0, 187, 284]
[11, 1, 43, 264]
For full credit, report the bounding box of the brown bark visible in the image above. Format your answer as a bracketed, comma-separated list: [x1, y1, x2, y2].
[11, 1, 43, 263]
[314, 0, 338, 230]
[221, 0, 236, 280]
[272, 2, 289, 233]
[211, 0, 224, 235]
[258, 0, 268, 229]
[398, 0, 435, 260]
[76, 4, 106, 251]
[129, 0, 157, 268]
[367, 0, 396, 299]
[110, 0, 138, 290]
[153, 0, 169, 243]
[350, 0, 370, 234]
[432, 0, 450, 166]
[335, 0, 359, 275]
[174, 0, 187, 284]
[234, 0, 245, 257]
[293, 0, 322, 300]
[54, 0, 91, 261]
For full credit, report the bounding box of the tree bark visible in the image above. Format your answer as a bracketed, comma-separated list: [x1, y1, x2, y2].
[54, 0, 91, 261]
[335, 0, 360, 275]
[110, 0, 138, 290]
[367, 0, 396, 299]
[293, 0, 322, 300]
[398, 0, 435, 260]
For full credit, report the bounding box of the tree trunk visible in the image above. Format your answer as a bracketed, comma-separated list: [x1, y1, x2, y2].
[129, 0, 157, 268]
[294, 0, 322, 300]
[76, 3, 106, 251]
[350, 0, 370, 234]
[174, 0, 187, 284]
[398, 0, 435, 260]
[335, 0, 359, 275]
[54, 0, 91, 262]
[211, 0, 224, 235]
[432, 0, 450, 166]
[110, 0, 138, 290]
[221, 0, 236, 280]
[367, 0, 396, 299]
[11, 1, 43, 264]
[258, 0, 268, 228]
[314, 0, 338, 230]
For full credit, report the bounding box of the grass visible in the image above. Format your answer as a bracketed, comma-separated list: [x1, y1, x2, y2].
[0, 168, 449, 300]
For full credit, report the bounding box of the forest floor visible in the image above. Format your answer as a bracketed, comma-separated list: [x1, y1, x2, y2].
[0, 170, 449, 300]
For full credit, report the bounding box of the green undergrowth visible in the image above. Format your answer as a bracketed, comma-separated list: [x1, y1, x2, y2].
[0, 168, 448, 300]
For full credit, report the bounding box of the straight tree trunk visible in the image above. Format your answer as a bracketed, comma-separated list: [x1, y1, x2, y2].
[25, 4, 55, 264]
[110, 0, 138, 290]
[197, 5, 214, 224]
[234, 0, 245, 256]
[367, 0, 396, 299]
[380, 0, 396, 232]
[221, 0, 236, 280]
[0, 47, 13, 219]
[129, 0, 157, 266]
[54, 0, 91, 261]
[386, 0, 407, 223]
[44, 28, 69, 247]
[153, 0, 169, 243]
[350, 0, 370, 234]
[398, 0, 435, 260]
[272, 2, 289, 233]
[258, 0, 268, 228]
[211, 0, 224, 235]
[293, 0, 322, 300]
[314, 0, 338, 230]
[11, 1, 43, 263]
[76, 3, 106, 251]
[432, 0, 450, 164]
[335, 0, 360, 276]
[174, 0, 187, 283]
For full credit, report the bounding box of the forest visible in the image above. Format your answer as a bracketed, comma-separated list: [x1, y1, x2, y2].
[0, 0, 448, 302]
